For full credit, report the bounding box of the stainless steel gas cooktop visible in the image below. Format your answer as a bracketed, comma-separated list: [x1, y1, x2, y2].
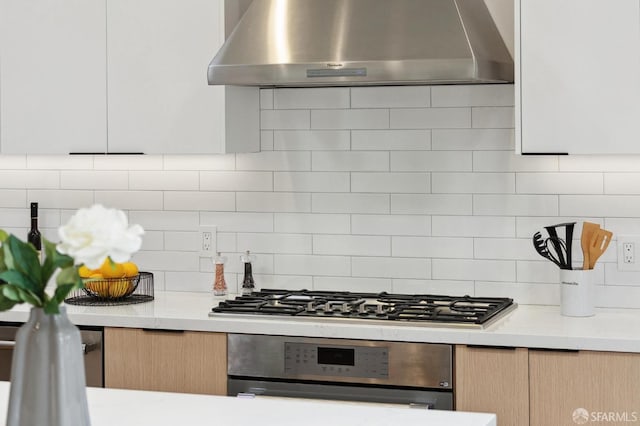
[209, 289, 517, 329]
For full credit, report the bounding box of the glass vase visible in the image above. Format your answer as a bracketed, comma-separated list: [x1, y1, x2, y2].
[6, 306, 90, 426]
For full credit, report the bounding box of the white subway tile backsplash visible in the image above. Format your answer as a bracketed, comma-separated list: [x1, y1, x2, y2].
[237, 192, 311, 213]
[312, 193, 389, 214]
[200, 212, 273, 232]
[95, 191, 163, 211]
[391, 194, 471, 215]
[1, 83, 638, 306]
[390, 108, 470, 129]
[432, 129, 514, 151]
[392, 236, 474, 258]
[432, 172, 515, 194]
[163, 155, 235, 171]
[311, 109, 389, 129]
[274, 130, 350, 151]
[391, 151, 472, 172]
[474, 195, 559, 216]
[61, 171, 126, 190]
[237, 233, 312, 254]
[351, 130, 431, 151]
[275, 88, 349, 109]
[352, 257, 430, 279]
[275, 254, 351, 276]
[313, 276, 392, 293]
[517, 173, 604, 194]
[261, 110, 310, 129]
[352, 214, 430, 236]
[433, 259, 516, 282]
[351, 86, 430, 108]
[130, 171, 199, 190]
[164, 191, 235, 211]
[313, 151, 389, 172]
[0, 170, 59, 189]
[274, 213, 350, 234]
[236, 151, 311, 171]
[473, 151, 559, 172]
[604, 173, 640, 194]
[274, 172, 350, 192]
[351, 172, 429, 193]
[28, 155, 93, 170]
[94, 155, 163, 170]
[433, 216, 515, 238]
[431, 85, 515, 107]
[313, 235, 391, 256]
[472, 107, 515, 128]
[200, 171, 273, 192]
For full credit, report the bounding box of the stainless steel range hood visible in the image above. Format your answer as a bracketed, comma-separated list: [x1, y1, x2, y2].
[208, 0, 513, 87]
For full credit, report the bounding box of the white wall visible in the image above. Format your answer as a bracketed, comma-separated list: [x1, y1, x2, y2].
[1, 84, 639, 308]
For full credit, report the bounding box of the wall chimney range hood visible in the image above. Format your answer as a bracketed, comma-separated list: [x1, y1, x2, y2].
[208, 0, 513, 87]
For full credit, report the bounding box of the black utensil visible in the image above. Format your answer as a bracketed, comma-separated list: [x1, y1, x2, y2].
[545, 222, 576, 270]
[544, 225, 566, 267]
[532, 232, 562, 268]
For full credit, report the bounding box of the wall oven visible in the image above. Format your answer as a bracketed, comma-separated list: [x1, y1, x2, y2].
[0, 322, 104, 387]
[227, 334, 453, 410]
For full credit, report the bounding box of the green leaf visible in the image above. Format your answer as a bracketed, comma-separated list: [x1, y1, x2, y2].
[0, 229, 8, 242]
[41, 239, 73, 285]
[2, 285, 21, 302]
[5, 235, 42, 291]
[0, 269, 39, 294]
[14, 286, 41, 306]
[48, 265, 82, 309]
[0, 290, 17, 311]
[43, 299, 61, 315]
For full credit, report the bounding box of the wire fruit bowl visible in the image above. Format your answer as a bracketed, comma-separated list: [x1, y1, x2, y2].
[82, 274, 141, 299]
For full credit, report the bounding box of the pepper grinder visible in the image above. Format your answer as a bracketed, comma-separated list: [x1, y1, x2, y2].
[213, 252, 227, 296]
[241, 250, 255, 295]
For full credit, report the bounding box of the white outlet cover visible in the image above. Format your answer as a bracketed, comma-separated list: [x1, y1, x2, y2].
[617, 235, 640, 271]
[198, 226, 217, 257]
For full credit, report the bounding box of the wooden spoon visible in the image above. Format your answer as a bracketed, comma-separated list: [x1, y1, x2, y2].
[588, 228, 613, 270]
[581, 222, 600, 270]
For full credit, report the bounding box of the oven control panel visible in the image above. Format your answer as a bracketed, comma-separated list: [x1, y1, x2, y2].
[284, 342, 388, 379]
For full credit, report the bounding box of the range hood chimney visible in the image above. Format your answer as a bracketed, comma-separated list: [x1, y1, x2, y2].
[208, 0, 513, 87]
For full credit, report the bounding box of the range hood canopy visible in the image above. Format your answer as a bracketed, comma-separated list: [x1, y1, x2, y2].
[208, 0, 513, 87]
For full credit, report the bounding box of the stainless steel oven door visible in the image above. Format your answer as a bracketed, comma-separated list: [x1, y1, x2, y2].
[228, 378, 453, 410]
[0, 323, 104, 387]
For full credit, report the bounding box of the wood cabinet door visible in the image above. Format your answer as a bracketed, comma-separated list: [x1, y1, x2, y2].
[529, 350, 640, 426]
[455, 345, 529, 426]
[104, 327, 227, 395]
[517, 0, 640, 154]
[0, 0, 107, 154]
[106, 0, 228, 154]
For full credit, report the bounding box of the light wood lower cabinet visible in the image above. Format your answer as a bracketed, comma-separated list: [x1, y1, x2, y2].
[529, 350, 640, 426]
[104, 327, 227, 395]
[455, 345, 530, 426]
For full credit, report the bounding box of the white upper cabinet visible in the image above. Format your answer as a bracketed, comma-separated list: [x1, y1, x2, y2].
[0, 0, 107, 154]
[0, 0, 258, 155]
[517, 0, 640, 154]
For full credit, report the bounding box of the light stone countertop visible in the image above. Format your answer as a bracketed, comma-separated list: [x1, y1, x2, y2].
[0, 381, 497, 426]
[1, 291, 639, 353]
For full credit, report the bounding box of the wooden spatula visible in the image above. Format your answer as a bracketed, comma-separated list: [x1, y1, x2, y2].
[588, 228, 613, 270]
[581, 222, 600, 270]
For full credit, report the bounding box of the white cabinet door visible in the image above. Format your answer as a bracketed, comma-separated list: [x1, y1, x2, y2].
[107, 0, 249, 154]
[0, 0, 107, 154]
[517, 0, 640, 154]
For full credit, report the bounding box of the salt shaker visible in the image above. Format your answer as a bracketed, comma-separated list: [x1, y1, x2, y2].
[213, 252, 227, 296]
[241, 250, 255, 295]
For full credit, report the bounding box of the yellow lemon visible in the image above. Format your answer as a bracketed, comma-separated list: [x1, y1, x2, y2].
[99, 258, 125, 279]
[122, 262, 139, 277]
[78, 265, 93, 278]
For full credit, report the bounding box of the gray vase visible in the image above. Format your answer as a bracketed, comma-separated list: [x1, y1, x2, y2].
[7, 306, 91, 426]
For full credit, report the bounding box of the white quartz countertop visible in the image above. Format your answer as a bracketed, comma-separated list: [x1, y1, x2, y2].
[0, 382, 496, 426]
[1, 291, 639, 352]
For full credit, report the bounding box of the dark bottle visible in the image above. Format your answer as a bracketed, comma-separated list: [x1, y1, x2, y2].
[27, 202, 42, 260]
[241, 250, 255, 296]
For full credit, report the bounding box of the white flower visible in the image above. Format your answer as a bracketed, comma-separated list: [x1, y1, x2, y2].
[57, 204, 144, 269]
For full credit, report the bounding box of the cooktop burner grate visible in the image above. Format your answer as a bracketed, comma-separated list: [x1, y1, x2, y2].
[211, 289, 516, 327]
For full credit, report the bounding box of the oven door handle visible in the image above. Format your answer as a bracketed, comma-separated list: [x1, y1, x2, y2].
[0, 340, 16, 350]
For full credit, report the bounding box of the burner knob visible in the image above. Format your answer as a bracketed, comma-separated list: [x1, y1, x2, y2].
[306, 302, 315, 312]
[376, 304, 385, 315]
[358, 304, 367, 314]
[341, 303, 351, 314]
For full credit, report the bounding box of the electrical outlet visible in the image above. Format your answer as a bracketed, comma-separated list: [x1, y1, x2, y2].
[617, 235, 640, 271]
[198, 226, 217, 257]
